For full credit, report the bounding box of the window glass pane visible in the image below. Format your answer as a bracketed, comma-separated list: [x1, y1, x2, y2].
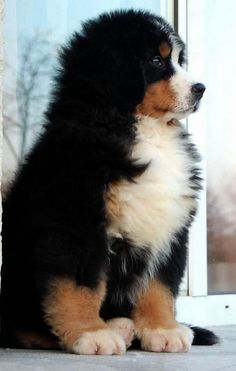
[205, 1, 236, 293]
[3, 0, 169, 195]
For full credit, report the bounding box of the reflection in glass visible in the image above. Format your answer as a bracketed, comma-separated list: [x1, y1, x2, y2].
[206, 0, 236, 294]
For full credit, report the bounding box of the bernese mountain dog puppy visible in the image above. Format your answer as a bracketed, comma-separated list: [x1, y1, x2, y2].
[0, 10, 218, 354]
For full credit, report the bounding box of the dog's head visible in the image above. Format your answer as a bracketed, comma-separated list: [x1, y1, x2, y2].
[58, 10, 205, 121]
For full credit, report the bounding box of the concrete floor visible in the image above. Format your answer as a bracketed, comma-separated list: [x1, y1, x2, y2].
[0, 326, 235, 371]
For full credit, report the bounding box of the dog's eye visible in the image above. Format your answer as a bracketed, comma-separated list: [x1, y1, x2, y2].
[151, 56, 164, 67]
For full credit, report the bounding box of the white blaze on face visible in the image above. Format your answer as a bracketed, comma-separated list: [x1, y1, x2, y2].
[169, 38, 195, 117]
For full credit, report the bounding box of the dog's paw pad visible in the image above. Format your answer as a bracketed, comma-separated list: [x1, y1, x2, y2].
[141, 324, 193, 353]
[72, 329, 126, 355]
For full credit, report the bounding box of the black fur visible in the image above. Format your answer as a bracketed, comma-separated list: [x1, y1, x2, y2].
[191, 327, 219, 345]
[0, 9, 218, 349]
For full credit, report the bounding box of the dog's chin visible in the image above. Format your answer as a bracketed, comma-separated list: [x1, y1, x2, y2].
[162, 110, 192, 122]
[173, 109, 194, 120]
[167, 103, 200, 121]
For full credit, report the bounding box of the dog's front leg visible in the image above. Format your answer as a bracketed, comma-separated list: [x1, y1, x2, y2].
[42, 278, 126, 355]
[131, 280, 193, 352]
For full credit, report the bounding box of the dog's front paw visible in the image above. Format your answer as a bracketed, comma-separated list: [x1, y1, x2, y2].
[106, 317, 135, 348]
[140, 324, 193, 353]
[72, 329, 126, 355]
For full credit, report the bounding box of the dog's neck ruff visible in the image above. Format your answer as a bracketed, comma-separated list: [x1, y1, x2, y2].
[106, 114, 200, 264]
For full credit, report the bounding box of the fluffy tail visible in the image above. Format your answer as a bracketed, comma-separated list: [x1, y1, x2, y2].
[191, 326, 219, 345]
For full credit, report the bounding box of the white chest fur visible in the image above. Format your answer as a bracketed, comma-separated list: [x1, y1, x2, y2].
[106, 116, 199, 262]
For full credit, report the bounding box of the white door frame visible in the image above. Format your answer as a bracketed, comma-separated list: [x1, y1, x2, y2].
[178, 0, 208, 297]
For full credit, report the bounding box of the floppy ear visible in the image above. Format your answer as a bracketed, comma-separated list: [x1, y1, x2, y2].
[78, 47, 146, 112]
[56, 33, 145, 113]
[107, 55, 146, 112]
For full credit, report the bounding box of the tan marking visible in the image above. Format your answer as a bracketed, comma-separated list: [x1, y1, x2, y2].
[131, 280, 177, 336]
[16, 331, 60, 350]
[159, 42, 171, 59]
[167, 119, 181, 127]
[106, 183, 122, 220]
[42, 278, 107, 350]
[136, 81, 176, 118]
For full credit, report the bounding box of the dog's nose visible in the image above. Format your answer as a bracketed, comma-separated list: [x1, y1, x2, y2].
[191, 83, 206, 97]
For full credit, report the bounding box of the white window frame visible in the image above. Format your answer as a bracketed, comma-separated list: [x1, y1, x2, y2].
[176, 0, 236, 326]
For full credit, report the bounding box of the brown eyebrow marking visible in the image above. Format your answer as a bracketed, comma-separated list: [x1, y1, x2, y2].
[159, 42, 172, 59]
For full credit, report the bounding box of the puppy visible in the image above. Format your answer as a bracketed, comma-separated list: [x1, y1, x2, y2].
[0, 10, 218, 354]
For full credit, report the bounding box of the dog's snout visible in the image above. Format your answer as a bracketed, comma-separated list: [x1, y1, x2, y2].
[191, 83, 206, 97]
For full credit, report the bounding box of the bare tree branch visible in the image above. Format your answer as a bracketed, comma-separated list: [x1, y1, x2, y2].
[3, 131, 20, 162]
